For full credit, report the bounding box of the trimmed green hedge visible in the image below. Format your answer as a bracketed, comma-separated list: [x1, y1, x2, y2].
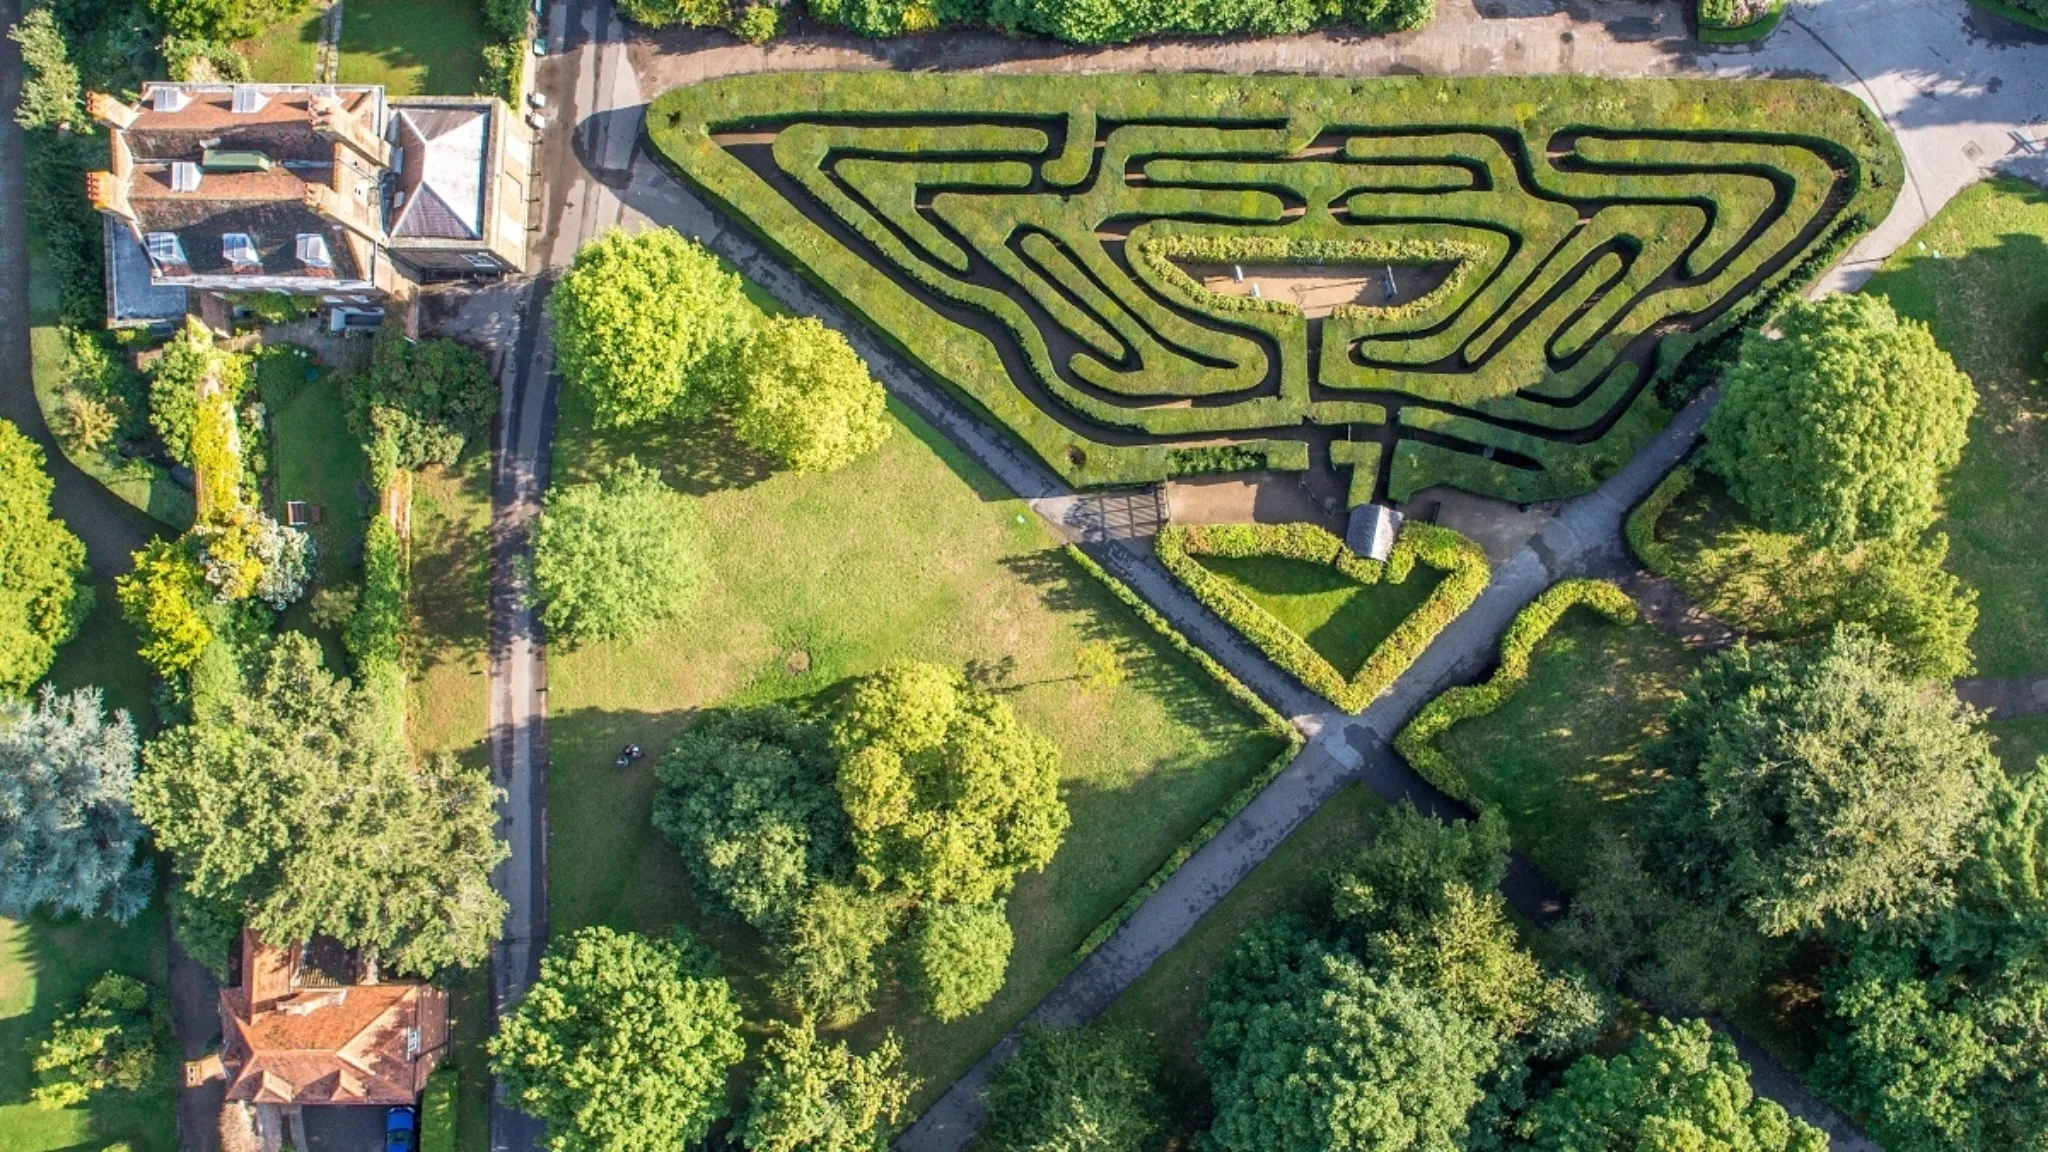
[1626, 464, 1696, 575]
[1062, 545, 1301, 958]
[1393, 579, 1637, 805]
[1156, 520, 1489, 711]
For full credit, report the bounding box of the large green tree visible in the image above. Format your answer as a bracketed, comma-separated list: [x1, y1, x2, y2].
[0, 419, 89, 693]
[10, 9, 81, 131]
[740, 1028, 912, 1152]
[731, 316, 891, 474]
[906, 899, 1012, 1023]
[1520, 1018, 1826, 1151]
[1648, 629, 1997, 937]
[652, 705, 848, 931]
[134, 634, 507, 974]
[983, 1023, 1166, 1152]
[773, 882, 896, 1026]
[0, 687, 152, 923]
[145, 0, 300, 43]
[532, 461, 707, 643]
[345, 335, 498, 484]
[548, 228, 757, 427]
[492, 927, 745, 1152]
[1705, 293, 1974, 545]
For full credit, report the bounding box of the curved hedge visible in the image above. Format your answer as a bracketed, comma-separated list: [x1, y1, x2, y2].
[1156, 520, 1489, 712]
[1625, 464, 1696, 576]
[1393, 579, 1638, 805]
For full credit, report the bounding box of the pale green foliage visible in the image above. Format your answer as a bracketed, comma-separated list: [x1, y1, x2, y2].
[1073, 638, 1124, 692]
[0, 420, 89, 692]
[1649, 629, 1998, 937]
[1368, 884, 1593, 1052]
[31, 973, 162, 1108]
[148, 321, 247, 468]
[652, 706, 848, 931]
[1825, 534, 1978, 682]
[116, 539, 213, 676]
[0, 688, 152, 923]
[733, 3, 782, 40]
[135, 634, 508, 974]
[908, 900, 1012, 1022]
[1521, 1018, 1826, 1151]
[491, 927, 745, 1152]
[833, 662, 1068, 905]
[533, 461, 707, 642]
[11, 9, 81, 130]
[774, 883, 895, 1026]
[618, 0, 731, 25]
[1706, 294, 1974, 545]
[146, 0, 300, 41]
[984, 1024, 1166, 1152]
[741, 1028, 913, 1152]
[731, 316, 890, 474]
[548, 229, 757, 427]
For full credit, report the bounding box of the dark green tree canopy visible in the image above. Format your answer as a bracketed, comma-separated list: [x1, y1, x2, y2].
[1521, 1018, 1826, 1152]
[492, 927, 745, 1152]
[1648, 629, 1998, 938]
[1705, 293, 1974, 545]
[532, 461, 708, 643]
[345, 335, 498, 484]
[906, 899, 1012, 1023]
[135, 633, 508, 974]
[0, 687, 152, 923]
[0, 419, 89, 694]
[548, 228, 757, 427]
[984, 1023, 1166, 1152]
[740, 1028, 913, 1152]
[652, 705, 849, 931]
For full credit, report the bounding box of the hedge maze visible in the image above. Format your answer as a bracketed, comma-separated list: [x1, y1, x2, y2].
[649, 74, 1901, 507]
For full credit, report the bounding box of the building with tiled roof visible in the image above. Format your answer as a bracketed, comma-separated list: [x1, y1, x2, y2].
[85, 82, 531, 329]
[216, 929, 448, 1108]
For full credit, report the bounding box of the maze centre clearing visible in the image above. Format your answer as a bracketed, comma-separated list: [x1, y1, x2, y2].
[648, 73, 1902, 509]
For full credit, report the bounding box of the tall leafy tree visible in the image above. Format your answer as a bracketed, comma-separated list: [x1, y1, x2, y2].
[144, 0, 300, 42]
[0, 687, 152, 923]
[773, 882, 896, 1026]
[0, 420, 89, 693]
[492, 927, 745, 1152]
[115, 539, 212, 677]
[548, 228, 758, 428]
[1520, 1018, 1826, 1151]
[984, 1023, 1166, 1152]
[906, 899, 1012, 1023]
[1648, 629, 1997, 937]
[532, 461, 707, 643]
[134, 634, 507, 974]
[1705, 293, 1974, 545]
[731, 316, 891, 474]
[11, 9, 81, 131]
[345, 335, 498, 485]
[741, 1028, 913, 1152]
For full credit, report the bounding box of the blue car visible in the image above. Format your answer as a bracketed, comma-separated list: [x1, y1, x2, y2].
[385, 1106, 418, 1152]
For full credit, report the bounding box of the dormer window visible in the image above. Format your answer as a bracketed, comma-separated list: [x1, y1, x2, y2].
[296, 233, 332, 269]
[231, 85, 266, 115]
[151, 87, 191, 113]
[145, 231, 188, 273]
[170, 162, 201, 192]
[223, 232, 262, 272]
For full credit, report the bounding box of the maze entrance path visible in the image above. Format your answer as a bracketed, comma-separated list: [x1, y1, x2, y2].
[648, 74, 1901, 509]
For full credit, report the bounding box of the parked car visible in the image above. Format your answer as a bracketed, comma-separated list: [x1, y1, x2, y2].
[385, 1106, 418, 1152]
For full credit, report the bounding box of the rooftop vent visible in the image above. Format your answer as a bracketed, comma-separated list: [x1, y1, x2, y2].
[295, 233, 332, 268]
[200, 149, 272, 172]
[223, 232, 262, 271]
[145, 231, 188, 271]
[231, 85, 266, 115]
[170, 162, 202, 192]
[151, 88, 191, 114]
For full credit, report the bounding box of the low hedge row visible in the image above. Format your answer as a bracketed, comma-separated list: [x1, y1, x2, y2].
[1626, 465, 1697, 575]
[1393, 578, 1637, 805]
[1156, 520, 1489, 711]
[1129, 230, 1489, 328]
[1062, 544, 1301, 959]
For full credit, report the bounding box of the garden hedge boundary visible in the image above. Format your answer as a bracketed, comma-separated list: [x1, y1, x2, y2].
[1062, 544, 1302, 959]
[1392, 578, 1637, 806]
[1697, 0, 1788, 44]
[1625, 464, 1696, 576]
[1156, 520, 1489, 712]
[1964, 0, 2048, 29]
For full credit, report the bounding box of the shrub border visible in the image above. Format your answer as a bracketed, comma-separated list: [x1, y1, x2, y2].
[1155, 520, 1490, 712]
[1062, 545, 1301, 959]
[1697, 0, 1789, 44]
[1392, 579, 1637, 805]
[1624, 463, 1696, 577]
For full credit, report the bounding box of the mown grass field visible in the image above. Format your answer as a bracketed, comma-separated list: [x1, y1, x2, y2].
[1193, 553, 1446, 678]
[543, 384, 1286, 1108]
[1861, 178, 2047, 678]
[238, 5, 324, 84]
[337, 0, 490, 96]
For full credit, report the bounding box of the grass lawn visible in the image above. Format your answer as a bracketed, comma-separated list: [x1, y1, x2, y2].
[265, 350, 371, 664]
[1434, 610, 1699, 888]
[0, 907, 177, 1151]
[1193, 553, 1446, 677]
[544, 388, 1287, 1109]
[46, 581, 156, 727]
[1863, 179, 2048, 679]
[238, 5, 324, 83]
[337, 0, 490, 96]
[1646, 471, 1836, 637]
[1991, 714, 2048, 777]
[406, 452, 493, 765]
[1102, 784, 1385, 1104]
